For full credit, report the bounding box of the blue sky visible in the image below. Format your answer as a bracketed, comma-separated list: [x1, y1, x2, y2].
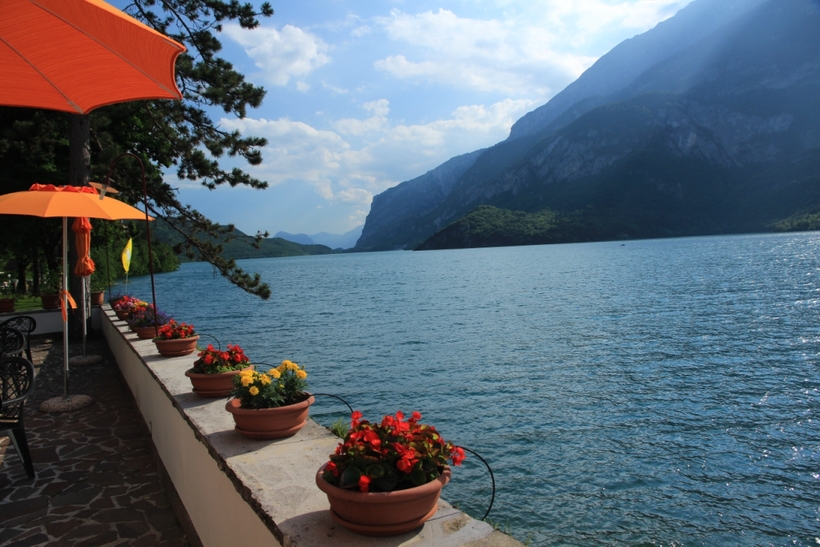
[168, 0, 694, 237]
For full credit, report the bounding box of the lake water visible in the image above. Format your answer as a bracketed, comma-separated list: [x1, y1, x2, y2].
[125, 232, 820, 546]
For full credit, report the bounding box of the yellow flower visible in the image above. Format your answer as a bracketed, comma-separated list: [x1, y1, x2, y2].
[241, 375, 253, 387]
[288, 361, 299, 371]
[259, 374, 272, 385]
[296, 370, 307, 380]
[249, 386, 259, 396]
[268, 368, 281, 379]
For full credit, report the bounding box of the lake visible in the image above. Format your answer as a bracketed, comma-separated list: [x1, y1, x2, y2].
[125, 232, 820, 546]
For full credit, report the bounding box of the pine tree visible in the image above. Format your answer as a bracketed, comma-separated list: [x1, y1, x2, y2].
[0, 0, 276, 299]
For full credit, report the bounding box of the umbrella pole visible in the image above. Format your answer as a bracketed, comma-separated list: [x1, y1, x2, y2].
[62, 217, 70, 400]
[39, 216, 93, 411]
[82, 277, 88, 356]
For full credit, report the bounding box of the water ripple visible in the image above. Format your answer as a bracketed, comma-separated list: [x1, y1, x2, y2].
[129, 233, 820, 546]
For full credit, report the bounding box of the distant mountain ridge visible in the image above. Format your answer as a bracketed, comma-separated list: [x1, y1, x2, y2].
[152, 219, 335, 260]
[275, 225, 362, 249]
[357, 0, 820, 251]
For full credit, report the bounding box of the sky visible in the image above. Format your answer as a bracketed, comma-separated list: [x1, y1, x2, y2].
[167, 0, 694, 237]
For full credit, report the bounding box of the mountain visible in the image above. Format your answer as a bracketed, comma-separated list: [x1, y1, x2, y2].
[152, 220, 335, 260]
[506, 0, 768, 141]
[359, 0, 820, 251]
[275, 225, 363, 249]
[356, 150, 484, 250]
[274, 231, 314, 245]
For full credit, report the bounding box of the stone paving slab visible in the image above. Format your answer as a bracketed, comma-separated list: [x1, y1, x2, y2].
[0, 334, 190, 547]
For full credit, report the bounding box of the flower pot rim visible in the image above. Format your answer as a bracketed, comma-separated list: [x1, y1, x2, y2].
[185, 365, 249, 378]
[315, 463, 450, 501]
[155, 334, 200, 342]
[225, 393, 314, 415]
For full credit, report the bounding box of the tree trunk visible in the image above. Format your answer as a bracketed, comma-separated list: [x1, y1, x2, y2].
[69, 114, 91, 339]
[32, 252, 41, 295]
[16, 258, 28, 294]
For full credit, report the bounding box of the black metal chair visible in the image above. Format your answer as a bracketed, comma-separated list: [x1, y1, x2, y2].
[0, 316, 36, 361]
[0, 327, 25, 359]
[1, 356, 36, 479]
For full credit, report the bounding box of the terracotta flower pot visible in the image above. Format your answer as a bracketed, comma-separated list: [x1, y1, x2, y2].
[41, 294, 60, 309]
[315, 465, 451, 536]
[90, 291, 105, 306]
[114, 309, 131, 321]
[131, 325, 158, 339]
[225, 394, 314, 440]
[0, 298, 14, 313]
[154, 335, 199, 357]
[185, 367, 245, 398]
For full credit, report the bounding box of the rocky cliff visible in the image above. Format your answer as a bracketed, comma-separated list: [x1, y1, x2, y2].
[358, 0, 820, 251]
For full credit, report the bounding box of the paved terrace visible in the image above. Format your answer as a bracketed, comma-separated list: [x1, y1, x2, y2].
[0, 335, 190, 547]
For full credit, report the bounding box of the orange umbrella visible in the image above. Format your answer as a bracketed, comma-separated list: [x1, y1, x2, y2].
[0, 184, 151, 399]
[72, 217, 95, 277]
[0, 0, 185, 114]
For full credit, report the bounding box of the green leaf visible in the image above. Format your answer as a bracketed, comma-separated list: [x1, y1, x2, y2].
[339, 466, 361, 489]
[366, 464, 385, 479]
[410, 469, 427, 486]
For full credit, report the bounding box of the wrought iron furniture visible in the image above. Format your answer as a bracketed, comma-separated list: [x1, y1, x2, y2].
[0, 356, 36, 479]
[0, 326, 25, 358]
[0, 316, 36, 361]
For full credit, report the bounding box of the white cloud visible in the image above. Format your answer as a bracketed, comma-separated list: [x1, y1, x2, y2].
[322, 81, 348, 94]
[351, 25, 371, 37]
[221, 23, 330, 87]
[220, 96, 536, 208]
[372, 1, 689, 95]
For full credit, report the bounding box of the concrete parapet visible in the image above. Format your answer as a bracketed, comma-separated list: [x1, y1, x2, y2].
[100, 306, 522, 547]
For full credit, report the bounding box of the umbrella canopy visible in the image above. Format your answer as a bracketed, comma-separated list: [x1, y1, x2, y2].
[0, 183, 152, 400]
[0, 0, 186, 114]
[0, 184, 153, 220]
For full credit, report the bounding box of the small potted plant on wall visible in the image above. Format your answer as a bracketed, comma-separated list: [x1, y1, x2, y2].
[40, 269, 62, 309]
[152, 320, 199, 357]
[185, 343, 252, 397]
[89, 275, 107, 306]
[315, 410, 466, 536]
[225, 360, 314, 440]
[127, 306, 171, 339]
[0, 282, 14, 313]
[111, 295, 145, 321]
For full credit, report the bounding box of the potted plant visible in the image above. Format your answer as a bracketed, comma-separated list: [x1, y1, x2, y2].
[89, 275, 106, 306]
[185, 343, 252, 397]
[127, 305, 171, 339]
[40, 269, 62, 309]
[315, 410, 466, 536]
[152, 320, 199, 357]
[110, 295, 145, 320]
[0, 279, 15, 313]
[225, 360, 313, 439]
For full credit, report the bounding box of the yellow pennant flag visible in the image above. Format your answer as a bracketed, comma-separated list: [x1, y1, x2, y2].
[121, 238, 133, 273]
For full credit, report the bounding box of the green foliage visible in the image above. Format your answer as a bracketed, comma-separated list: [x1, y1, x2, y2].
[328, 418, 348, 439]
[150, 217, 335, 261]
[0, 0, 276, 300]
[416, 205, 607, 250]
[89, 220, 179, 287]
[41, 268, 62, 295]
[770, 211, 820, 232]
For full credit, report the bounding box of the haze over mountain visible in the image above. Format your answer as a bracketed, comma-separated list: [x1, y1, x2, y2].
[356, 0, 820, 251]
[275, 226, 363, 250]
